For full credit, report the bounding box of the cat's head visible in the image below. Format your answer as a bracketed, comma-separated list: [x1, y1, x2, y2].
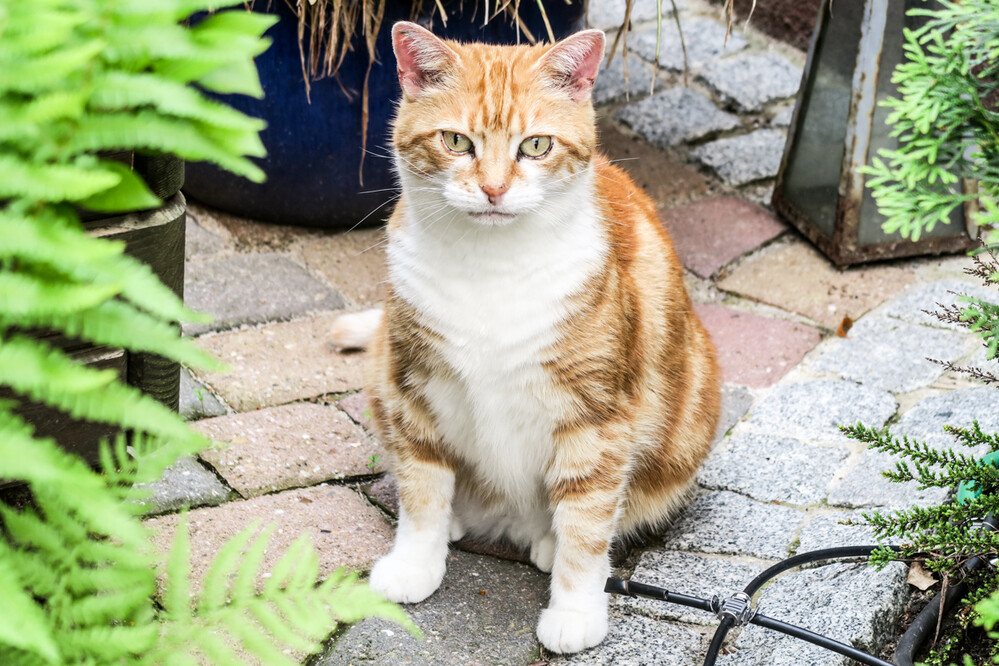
[390, 21, 605, 226]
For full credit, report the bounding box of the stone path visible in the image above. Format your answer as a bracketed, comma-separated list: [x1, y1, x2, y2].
[145, 0, 998, 663]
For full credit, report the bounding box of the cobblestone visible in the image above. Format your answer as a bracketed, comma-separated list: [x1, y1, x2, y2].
[745, 379, 897, 444]
[664, 491, 804, 560]
[700, 52, 802, 112]
[691, 128, 787, 186]
[183, 252, 345, 335]
[615, 87, 740, 147]
[698, 432, 849, 505]
[808, 315, 967, 393]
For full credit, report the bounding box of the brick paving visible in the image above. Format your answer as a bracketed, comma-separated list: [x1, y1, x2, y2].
[148, 0, 998, 663]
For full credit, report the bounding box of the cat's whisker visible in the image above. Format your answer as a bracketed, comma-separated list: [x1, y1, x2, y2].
[349, 192, 402, 232]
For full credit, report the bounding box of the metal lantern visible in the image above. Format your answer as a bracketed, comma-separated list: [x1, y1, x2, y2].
[772, 0, 977, 266]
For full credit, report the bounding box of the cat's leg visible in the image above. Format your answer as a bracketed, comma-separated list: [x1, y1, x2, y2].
[369, 456, 455, 603]
[536, 438, 628, 654]
[529, 531, 556, 574]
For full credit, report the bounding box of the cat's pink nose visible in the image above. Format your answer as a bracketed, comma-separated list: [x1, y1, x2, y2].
[481, 183, 509, 205]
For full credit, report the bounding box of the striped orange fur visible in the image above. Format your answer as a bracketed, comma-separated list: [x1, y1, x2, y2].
[344, 21, 721, 655]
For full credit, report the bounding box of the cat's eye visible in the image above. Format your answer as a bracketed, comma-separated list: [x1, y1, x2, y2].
[442, 131, 473, 154]
[519, 136, 552, 158]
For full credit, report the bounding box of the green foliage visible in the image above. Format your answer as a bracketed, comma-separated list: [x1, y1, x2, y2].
[0, 0, 413, 663]
[862, 0, 999, 244]
[840, 423, 999, 573]
[841, 254, 999, 664]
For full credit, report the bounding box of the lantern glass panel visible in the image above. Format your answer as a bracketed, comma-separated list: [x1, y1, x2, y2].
[781, 1, 865, 238]
[856, 0, 963, 246]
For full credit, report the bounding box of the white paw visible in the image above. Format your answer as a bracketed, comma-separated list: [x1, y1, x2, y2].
[369, 550, 446, 604]
[529, 533, 556, 573]
[449, 515, 466, 541]
[536, 603, 609, 654]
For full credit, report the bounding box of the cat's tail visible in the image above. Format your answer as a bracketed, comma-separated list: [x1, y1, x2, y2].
[331, 308, 383, 350]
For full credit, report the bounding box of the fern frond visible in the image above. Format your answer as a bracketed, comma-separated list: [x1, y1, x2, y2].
[162, 515, 193, 622]
[0, 541, 59, 665]
[199, 522, 260, 612]
[0, 39, 104, 92]
[79, 159, 161, 213]
[0, 272, 121, 318]
[0, 334, 205, 447]
[59, 624, 159, 662]
[0, 155, 122, 202]
[89, 71, 265, 131]
[0, 299, 218, 370]
[67, 111, 265, 182]
[0, 208, 206, 324]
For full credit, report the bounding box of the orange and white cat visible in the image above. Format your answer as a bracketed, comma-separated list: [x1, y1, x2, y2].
[332, 21, 721, 654]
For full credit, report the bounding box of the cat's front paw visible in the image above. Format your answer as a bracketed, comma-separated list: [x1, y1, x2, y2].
[369, 550, 446, 603]
[536, 603, 608, 654]
[529, 533, 556, 573]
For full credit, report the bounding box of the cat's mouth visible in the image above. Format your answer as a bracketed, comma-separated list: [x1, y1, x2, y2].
[468, 211, 517, 226]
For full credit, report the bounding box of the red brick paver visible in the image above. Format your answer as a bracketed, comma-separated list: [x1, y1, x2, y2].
[195, 403, 384, 498]
[146, 485, 393, 593]
[695, 303, 821, 388]
[194, 314, 367, 411]
[660, 196, 787, 278]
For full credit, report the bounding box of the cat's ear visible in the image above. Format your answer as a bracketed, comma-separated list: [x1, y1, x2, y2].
[392, 21, 460, 99]
[538, 29, 606, 103]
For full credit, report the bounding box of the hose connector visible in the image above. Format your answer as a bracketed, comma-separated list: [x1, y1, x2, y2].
[716, 592, 755, 626]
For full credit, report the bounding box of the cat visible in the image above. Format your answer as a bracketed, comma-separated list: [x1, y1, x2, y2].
[330, 20, 721, 654]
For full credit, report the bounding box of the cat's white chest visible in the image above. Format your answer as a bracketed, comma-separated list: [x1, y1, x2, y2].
[388, 197, 606, 508]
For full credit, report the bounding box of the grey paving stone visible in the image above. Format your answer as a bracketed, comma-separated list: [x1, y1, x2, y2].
[319, 550, 546, 666]
[882, 279, 997, 330]
[630, 19, 748, 71]
[745, 379, 897, 444]
[808, 316, 967, 393]
[720, 561, 908, 666]
[615, 87, 740, 148]
[183, 252, 345, 335]
[769, 104, 795, 128]
[555, 610, 703, 666]
[614, 550, 762, 625]
[690, 129, 787, 186]
[664, 491, 804, 560]
[698, 433, 850, 505]
[826, 448, 950, 511]
[714, 383, 755, 445]
[593, 52, 654, 106]
[587, 0, 683, 31]
[700, 52, 802, 112]
[795, 510, 900, 554]
[134, 456, 232, 515]
[893, 386, 999, 455]
[179, 366, 227, 420]
[185, 215, 226, 260]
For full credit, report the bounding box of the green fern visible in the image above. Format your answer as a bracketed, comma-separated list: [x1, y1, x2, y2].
[0, 0, 413, 663]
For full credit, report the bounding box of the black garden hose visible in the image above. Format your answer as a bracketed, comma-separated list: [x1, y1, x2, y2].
[894, 517, 997, 666]
[606, 545, 903, 666]
[703, 545, 901, 666]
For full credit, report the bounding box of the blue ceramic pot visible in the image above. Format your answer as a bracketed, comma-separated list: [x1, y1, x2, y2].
[183, 1, 586, 228]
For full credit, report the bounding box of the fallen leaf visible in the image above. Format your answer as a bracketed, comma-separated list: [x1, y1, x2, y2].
[907, 561, 937, 590]
[837, 315, 854, 338]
